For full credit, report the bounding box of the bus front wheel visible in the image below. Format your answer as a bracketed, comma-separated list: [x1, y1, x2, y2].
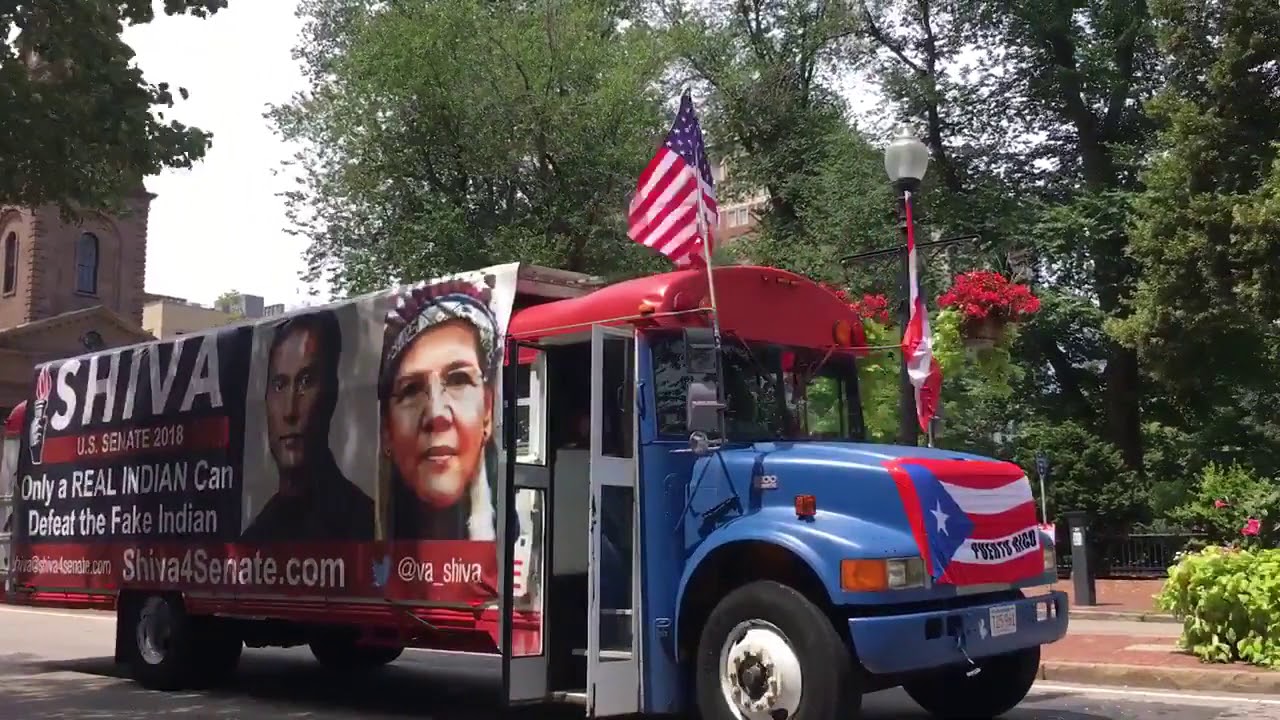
[902, 645, 1041, 719]
[694, 580, 860, 720]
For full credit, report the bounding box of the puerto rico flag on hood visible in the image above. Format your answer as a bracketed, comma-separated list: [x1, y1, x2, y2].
[884, 458, 1043, 586]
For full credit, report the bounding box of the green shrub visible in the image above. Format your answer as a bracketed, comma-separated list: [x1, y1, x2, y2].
[1167, 462, 1280, 547]
[1157, 546, 1280, 666]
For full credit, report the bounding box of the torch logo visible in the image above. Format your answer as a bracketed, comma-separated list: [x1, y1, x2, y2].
[29, 365, 52, 466]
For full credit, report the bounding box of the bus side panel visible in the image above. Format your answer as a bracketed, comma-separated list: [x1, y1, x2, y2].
[8, 263, 545, 656]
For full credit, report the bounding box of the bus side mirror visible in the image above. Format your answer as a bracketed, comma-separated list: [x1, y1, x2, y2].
[683, 327, 718, 374]
[686, 380, 724, 434]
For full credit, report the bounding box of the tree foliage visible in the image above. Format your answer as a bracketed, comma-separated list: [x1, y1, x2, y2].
[656, 0, 898, 287]
[275, 0, 1280, 528]
[0, 0, 224, 213]
[271, 0, 677, 296]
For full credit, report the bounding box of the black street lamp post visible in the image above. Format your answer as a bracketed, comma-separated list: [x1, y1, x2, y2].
[839, 128, 981, 447]
[883, 127, 932, 447]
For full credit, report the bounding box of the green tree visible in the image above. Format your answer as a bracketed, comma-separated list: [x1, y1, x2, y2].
[1113, 0, 1280, 477]
[859, 0, 1163, 473]
[0, 0, 223, 213]
[656, 0, 899, 287]
[1007, 420, 1146, 530]
[214, 289, 242, 318]
[271, 0, 677, 297]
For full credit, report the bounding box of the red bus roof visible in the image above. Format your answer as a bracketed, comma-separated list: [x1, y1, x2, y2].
[508, 265, 868, 349]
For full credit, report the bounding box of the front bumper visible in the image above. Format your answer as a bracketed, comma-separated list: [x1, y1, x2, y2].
[848, 590, 1068, 675]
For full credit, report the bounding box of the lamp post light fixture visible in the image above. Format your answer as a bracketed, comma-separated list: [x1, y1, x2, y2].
[885, 126, 931, 447]
[885, 126, 931, 192]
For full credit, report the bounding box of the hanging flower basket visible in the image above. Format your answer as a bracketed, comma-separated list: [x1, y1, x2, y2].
[961, 316, 1005, 350]
[938, 270, 1040, 349]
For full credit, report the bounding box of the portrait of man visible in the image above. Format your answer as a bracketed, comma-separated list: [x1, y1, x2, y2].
[379, 278, 501, 541]
[241, 310, 375, 541]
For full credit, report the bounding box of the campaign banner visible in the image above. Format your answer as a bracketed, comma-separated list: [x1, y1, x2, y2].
[11, 263, 543, 655]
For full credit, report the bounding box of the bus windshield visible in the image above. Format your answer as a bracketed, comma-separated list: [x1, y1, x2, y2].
[652, 332, 866, 443]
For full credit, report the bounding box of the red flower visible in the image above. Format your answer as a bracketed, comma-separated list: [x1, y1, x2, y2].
[851, 294, 891, 325]
[1214, 499, 1229, 509]
[937, 270, 1040, 323]
[821, 284, 892, 326]
[1242, 518, 1261, 536]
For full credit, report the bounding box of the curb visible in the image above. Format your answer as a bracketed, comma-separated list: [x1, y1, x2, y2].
[1040, 661, 1280, 694]
[1070, 609, 1179, 624]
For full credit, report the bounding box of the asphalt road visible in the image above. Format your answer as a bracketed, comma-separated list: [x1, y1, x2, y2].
[0, 605, 1268, 720]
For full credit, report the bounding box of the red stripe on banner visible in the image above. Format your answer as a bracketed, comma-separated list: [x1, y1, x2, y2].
[11, 539, 545, 656]
[965, 503, 1041, 541]
[884, 462, 932, 571]
[41, 416, 231, 465]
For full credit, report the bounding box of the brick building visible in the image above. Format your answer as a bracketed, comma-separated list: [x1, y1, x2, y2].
[0, 191, 155, 413]
[142, 296, 236, 339]
[712, 158, 767, 243]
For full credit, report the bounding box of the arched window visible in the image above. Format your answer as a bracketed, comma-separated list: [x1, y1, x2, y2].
[3, 232, 17, 295]
[75, 232, 99, 295]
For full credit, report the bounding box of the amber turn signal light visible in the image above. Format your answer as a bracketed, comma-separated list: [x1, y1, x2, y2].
[840, 559, 889, 592]
[832, 319, 854, 346]
[794, 494, 817, 518]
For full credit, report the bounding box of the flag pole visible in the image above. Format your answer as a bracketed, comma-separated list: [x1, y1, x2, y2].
[689, 103, 728, 443]
[692, 147, 724, 349]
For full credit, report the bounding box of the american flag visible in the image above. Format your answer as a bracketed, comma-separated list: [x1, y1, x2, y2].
[886, 458, 1045, 586]
[627, 93, 719, 267]
[901, 190, 942, 432]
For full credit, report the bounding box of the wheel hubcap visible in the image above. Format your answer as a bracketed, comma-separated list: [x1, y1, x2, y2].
[718, 620, 802, 720]
[136, 597, 172, 666]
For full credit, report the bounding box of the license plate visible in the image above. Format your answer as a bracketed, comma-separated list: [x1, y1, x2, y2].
[989, 605, 1017, 638]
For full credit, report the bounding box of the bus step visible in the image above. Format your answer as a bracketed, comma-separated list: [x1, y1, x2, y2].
[571, 649, 632, 660]
[551, 690, 587, 706]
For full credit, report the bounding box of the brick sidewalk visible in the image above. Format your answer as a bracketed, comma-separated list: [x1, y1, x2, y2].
[1040, 631, 1280, 692]
[1045, 633, 1199, 668]
[1032, 578, 1167, 613]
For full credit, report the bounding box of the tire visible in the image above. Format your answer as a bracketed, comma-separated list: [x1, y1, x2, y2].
[191, 618, 243, 687]
[309, 636, 404, 672]
[902, 645, 1041, 719]
[127, 594, 196, 691]
[694, 580, 860, 720]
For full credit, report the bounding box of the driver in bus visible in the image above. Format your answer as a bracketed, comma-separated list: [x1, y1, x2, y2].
[380, 278, 500, 541]
[242, 310, 376, 541]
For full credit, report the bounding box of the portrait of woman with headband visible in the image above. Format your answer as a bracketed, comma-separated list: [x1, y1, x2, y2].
[379, 276, 501, 541]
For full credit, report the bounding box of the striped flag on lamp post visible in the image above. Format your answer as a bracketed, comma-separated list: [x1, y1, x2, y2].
[627, 92, 719, 268]
[901, 190, 943, 437]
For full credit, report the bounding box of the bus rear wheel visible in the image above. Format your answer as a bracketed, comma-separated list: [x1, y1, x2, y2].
[127, 594, 196, 691]
[694, 580, 860, 720]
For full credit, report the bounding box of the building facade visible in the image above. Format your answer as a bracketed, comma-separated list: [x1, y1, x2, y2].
[0, 192, 156, 412]
[712, 158, 768, 244]
[142, 297, 237, 339]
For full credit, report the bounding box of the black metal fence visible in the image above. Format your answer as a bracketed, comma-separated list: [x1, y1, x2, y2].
[1053, 528, 1205, 579]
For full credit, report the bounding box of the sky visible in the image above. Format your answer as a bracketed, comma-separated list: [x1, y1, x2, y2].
[122, 2, 313, 309]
